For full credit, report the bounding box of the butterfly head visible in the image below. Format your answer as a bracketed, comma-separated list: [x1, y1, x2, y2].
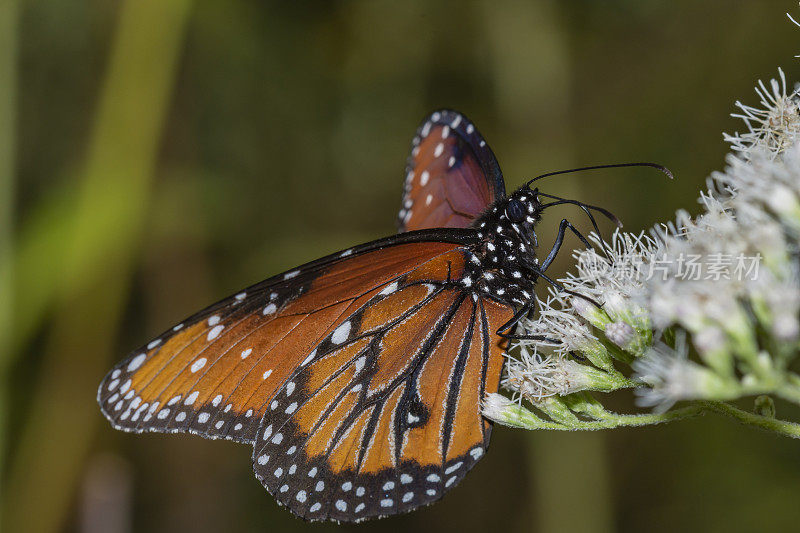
[504, 187, 543, 227]
[473, 187, 541, 260]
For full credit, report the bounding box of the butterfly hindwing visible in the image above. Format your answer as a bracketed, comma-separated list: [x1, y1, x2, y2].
[251, 282, 510, 521]
[398, 109, 506, 232]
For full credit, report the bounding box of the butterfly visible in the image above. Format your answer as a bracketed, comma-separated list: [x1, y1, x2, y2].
[98, 109, 623, 522]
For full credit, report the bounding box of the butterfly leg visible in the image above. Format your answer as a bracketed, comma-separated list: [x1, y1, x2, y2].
[535, 219, 605, 311]
[532, 267, 603, 310]
[540, 218, 593, 272]
[538, 192, 619, 260]
[495, 299, 560, 343]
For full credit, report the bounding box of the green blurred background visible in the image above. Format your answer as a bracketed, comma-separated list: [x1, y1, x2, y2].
[3, 1, 800, 532]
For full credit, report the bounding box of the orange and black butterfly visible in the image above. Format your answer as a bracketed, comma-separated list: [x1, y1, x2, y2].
[98, 109, 620, 522]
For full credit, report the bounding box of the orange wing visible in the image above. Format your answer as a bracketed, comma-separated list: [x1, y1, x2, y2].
[398, 109, 505, 232]
[252, 288, 510, 521]
[98, 231, 474, 443]
[97, 228, 512, 522]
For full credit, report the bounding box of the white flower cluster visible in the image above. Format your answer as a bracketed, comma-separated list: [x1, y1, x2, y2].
[486, 68, 800, 426]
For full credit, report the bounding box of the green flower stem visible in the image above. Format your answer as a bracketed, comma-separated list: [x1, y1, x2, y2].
[590, 406, 706, 427]
[491, 399, 705, 431]
[491, 396, 800, 438]
[701, 401, 800, 439]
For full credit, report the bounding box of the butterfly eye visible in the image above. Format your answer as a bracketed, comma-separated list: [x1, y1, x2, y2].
[505, 199, 526, 222]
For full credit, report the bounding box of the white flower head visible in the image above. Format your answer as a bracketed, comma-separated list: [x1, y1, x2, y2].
[633, 334, 729, 413]
[503, 346, 596, 403]
[724, 68, 800, 158]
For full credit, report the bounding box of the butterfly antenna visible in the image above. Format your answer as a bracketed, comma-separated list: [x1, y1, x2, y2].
[526, 162, 673, 187]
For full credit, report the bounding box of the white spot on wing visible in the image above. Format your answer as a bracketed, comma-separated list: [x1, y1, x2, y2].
[207, 325, 224, 341]
[331, 322, 351, 344]
[184, 391, 199, 405]
[127, 353, 146, 372]
[284, 270, 300, 280]
[300, 349, 316, 366]
[190, 358, 206, 373]
[445, 461, 463, 474]
[420, 170, 429, 186]
[380, 282, 398, 295]
[354, 356, 366, 373]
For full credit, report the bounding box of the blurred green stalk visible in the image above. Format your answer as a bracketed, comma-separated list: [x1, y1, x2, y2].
[1, 1, 192, 532]
[0, 0, 18, 527]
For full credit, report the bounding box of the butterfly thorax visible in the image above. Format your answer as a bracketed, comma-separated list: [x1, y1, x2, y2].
[465, 188, 542, 306]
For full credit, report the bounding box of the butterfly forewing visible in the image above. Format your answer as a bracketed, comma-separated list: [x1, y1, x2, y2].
[98, 231, 476, 444]
[399, 109, 505, 232]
